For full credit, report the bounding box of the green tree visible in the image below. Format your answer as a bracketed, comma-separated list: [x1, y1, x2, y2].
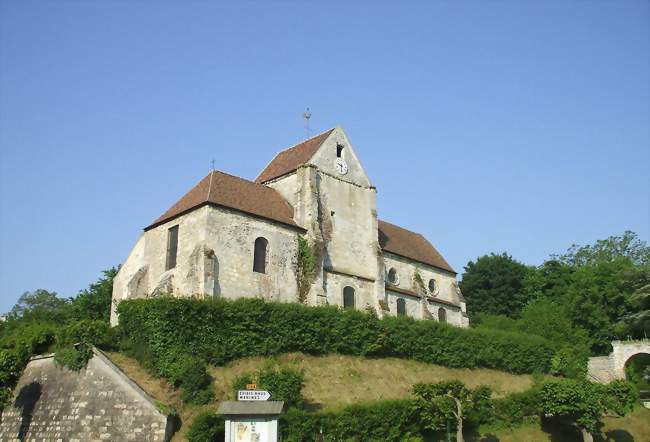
[459, 253, 532, 318]
[412, 380, 492, 442]
[556, 231, 650, 267]
[539, 378, 636, 442]
[617, 264, 650, 337]
[566, 258, 637, 354]
[8, 289, 68, 322]
[475, 299, 590, 378]
[523, 259, 574, 303]
[68, 267, 118, 322]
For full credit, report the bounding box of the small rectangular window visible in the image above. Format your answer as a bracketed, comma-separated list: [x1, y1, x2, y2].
[336, 143, 344, 158]
[166, 225, 179, 270]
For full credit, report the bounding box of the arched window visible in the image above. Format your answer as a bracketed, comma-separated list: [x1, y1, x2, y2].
[428, 279, 436, 293]
[253, 237, 268, 273]
[396, 298, 406, 316]
[343, 286, 355, 310]
[438, 308, 447, 323]
[387, 268, 399, 285]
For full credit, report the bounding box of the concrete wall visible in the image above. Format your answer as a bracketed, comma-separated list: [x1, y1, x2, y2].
[0, 351, 171, 442]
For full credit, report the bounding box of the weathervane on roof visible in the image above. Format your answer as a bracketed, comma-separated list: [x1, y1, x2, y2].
[303, 107, 312, 139]
[210, 159, 215, 171]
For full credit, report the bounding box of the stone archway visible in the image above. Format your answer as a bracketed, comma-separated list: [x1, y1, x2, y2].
[588, 339, 650, 383]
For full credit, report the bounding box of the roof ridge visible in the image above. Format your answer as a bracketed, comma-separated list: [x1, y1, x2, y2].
[210, 168, 276, 188]
[274, 127, 336, 155]
[254, 128, 337, 183]
[206, 170, 215, 202]
[379, 218, 422, 235]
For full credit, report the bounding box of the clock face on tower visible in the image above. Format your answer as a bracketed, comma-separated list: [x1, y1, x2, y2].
[334, 158, 348, 175]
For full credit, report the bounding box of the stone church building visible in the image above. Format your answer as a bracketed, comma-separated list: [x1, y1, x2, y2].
[111, 127, 468, 327]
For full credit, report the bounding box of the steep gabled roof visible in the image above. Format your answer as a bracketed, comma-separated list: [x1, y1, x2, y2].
[145, 170, 303, 231]
[255, 128, 335, 183]
[378, 220, 456, 274]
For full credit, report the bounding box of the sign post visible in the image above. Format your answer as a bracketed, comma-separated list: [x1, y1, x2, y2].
[218, 386, 284, 442]
[237, 390, 271, 401]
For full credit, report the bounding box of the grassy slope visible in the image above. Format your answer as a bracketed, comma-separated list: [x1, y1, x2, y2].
[105, 351, 650, 441]
[209, 353, 536, 409]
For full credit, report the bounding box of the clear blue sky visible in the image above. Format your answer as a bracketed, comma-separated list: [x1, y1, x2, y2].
[1, 1, 648, 313]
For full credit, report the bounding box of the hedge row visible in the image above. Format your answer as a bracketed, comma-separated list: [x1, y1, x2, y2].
[117, 298, 554, 375]
[187, 400, 423, 442]
[187, 392, 546, 442]
[280, 400, 422, 441]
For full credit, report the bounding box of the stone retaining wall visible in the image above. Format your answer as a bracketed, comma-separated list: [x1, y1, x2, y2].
[0, 349, 172, 442]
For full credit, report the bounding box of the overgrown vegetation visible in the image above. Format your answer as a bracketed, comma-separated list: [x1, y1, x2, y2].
[54, 343, 94, 371]
[233, 362, 305, 408]
[186, 411, 225, 442]
[0, 268, 118, 411]
[539, 378, 637, 442]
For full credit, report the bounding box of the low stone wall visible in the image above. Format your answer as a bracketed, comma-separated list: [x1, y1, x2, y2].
[0, 349, 172, 442]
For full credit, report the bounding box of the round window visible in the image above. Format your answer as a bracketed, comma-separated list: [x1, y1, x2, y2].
[387, 268, 399, 285]
[428, 279, 436, 293]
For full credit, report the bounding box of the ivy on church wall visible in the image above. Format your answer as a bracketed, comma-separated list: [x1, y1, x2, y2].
[296, 236, 316, 304]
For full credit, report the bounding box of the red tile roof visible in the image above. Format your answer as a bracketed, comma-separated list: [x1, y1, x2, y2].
[378, 220, 455, 274]
[255, 128, 335, 183]
[145, 170, 303, 231]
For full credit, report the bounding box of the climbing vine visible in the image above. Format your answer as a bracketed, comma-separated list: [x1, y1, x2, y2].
[297, 236, 316, 304]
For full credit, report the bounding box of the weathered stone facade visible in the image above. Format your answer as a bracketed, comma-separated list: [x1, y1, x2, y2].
[588, 340, 650, 383]
[0, 349, 172, 442]
[111, 126, 468, 327]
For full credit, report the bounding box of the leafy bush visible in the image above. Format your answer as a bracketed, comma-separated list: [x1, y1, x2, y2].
[187, 411, 225, 442]
[54, 343, 94, 371]
[117, 298, 554, 376]
[0, 322, 57, 355]
[491, 385, 541, 428]
[280, 400, 422, 441]
[233, 364, 305, 408]
[0, 349, 29, 409]
[156, 348, 214, 404]
[539, 378, 637, 438]
[56, 320, 113, 348]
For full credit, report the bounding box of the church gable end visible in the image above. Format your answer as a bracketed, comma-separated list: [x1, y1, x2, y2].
[309, 127, 373, 188]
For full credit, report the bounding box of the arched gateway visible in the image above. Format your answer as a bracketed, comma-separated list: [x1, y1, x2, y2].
[587, 339, 650, 384]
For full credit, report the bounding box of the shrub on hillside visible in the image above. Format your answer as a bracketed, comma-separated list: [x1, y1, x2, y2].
[280, 400, 422, 441]
[117, 298, 554, 379]
[233, 364, 305, 408]
[187, 411, 224, 442]
[54, 343, 94, 372]
[56, 320, 114, 347]
[157, 348, 214, 405]
[490, 386, 541, 428]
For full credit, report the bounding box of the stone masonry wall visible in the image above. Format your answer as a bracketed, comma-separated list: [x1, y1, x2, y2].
[0, 350, 171, 442]
[383, 253, 465, 327]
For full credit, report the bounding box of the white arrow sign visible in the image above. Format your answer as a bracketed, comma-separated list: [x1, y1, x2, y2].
[237, 390, 271, 401]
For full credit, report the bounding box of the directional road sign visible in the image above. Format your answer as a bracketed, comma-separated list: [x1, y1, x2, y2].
[237, 390, 271, 401]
